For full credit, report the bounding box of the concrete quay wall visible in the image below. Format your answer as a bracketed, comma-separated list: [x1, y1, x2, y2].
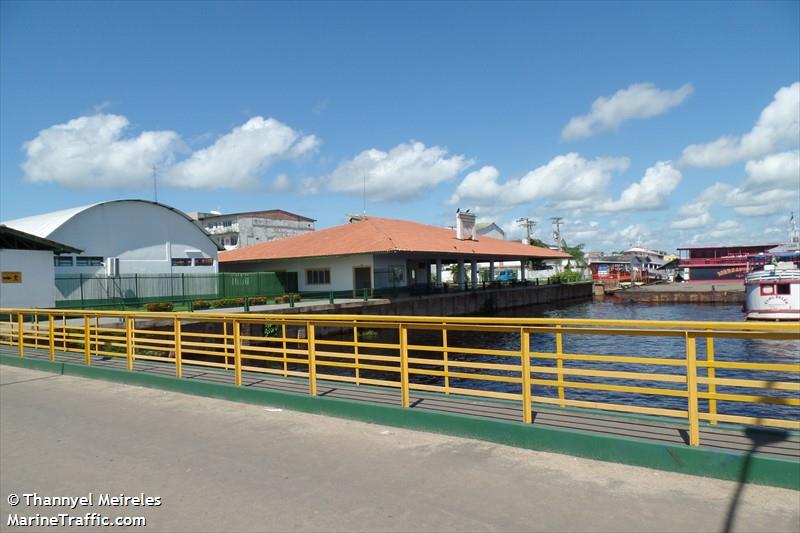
[608, 283, 745, 305]
[257, 282, 593, 319]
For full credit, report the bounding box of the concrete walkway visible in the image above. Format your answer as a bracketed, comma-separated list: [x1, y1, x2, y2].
[1, 366, 797, 533]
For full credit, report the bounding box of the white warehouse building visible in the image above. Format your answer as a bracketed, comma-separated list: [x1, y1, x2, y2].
[2, 200, 221, 277]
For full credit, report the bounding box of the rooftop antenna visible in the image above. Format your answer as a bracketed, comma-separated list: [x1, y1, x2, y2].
[362, 174, 367, 216]
[550, 216, 564, 249]
[515, 217, 536, 244]
[152, 165, 159, 203]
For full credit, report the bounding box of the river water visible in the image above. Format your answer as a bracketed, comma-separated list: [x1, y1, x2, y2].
[391, 301, 799, 421]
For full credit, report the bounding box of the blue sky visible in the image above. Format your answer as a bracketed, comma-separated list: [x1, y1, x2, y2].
[1, 1, 798, 252]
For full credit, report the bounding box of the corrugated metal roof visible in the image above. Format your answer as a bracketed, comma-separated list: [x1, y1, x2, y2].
[0, 225, 82, 253]
[220, 216, 572, 263]
[2, 203, 96, 238]
[1, 199, 224, 250]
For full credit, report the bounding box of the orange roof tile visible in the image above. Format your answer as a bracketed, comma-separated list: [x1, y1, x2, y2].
[219, 216, 571, 263]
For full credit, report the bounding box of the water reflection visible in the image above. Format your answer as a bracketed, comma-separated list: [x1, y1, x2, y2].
[355, 302, 799, 420]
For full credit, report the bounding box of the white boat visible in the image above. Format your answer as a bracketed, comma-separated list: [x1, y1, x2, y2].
[744, 262, 800, 321]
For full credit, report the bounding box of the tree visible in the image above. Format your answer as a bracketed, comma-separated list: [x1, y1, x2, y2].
[561, 239, 587, 268]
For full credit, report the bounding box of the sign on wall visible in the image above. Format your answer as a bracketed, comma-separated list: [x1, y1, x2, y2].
[1, 271, 22, 283]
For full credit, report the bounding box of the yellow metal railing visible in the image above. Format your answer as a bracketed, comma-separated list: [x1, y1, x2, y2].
[1, 308, 798, 446]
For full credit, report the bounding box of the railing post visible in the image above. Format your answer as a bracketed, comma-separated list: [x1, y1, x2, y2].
[48, 313, 55, 361]
[17, 312, 24, 357]
[442, 324, 450, 394]
[233, 320, 242, 386]
[706, 333, 717, 425]
[175, 318, 182, 379]
[400, 324, 410, 408]
[281, 322, 288, 378]
[84, 315, 91, 366]
[685, 333, 700, 446]
[353, 324, 360, 386]
[307, 322, 317, 396]
[125, 317, 134, 371]
[556, 324, 565, 407]
[521, 328, 532, 424]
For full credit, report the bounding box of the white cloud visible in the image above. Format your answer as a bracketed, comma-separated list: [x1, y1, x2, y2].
[22, 114, 181, 188]
[449, 153, 630, 209]
[743, 150, 800, 190]
[562, 83, 693, 141]
[681, 82, 800, 167]
[325, 141, 472, 202]
[269, 174, 292, 192]
[670, 200, 713, 230]
[21, 114, 319, 191]
[619, 224, 651, 246]
[692, 220, 743, 242]
[597, 161, 682, 212]
[167, 117, 318, 189]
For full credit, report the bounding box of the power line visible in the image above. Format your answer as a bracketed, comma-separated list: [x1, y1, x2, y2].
[515, 217, 536, 243]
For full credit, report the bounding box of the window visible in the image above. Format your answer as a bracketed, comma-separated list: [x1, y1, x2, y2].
[171, 258, 191, 266]
[194, 258, 213, 266]
[54, 256, 74, 267]
[75, 256, 103, 266]
[777, 284, 791, 295]
[760, 284, 775, 296]
[306, 269, 330, 285]
[230, 235, 238, 246]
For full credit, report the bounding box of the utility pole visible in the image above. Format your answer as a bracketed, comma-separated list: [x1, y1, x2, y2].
[515, 217, 536, 244]
[152, 165, 159, 203]
[551, 217, 564, 249]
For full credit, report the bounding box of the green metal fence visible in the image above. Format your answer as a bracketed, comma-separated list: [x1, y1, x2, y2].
[55, 272, 298, 309]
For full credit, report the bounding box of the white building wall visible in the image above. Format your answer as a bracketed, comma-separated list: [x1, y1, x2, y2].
[48, 202, 218, 276]
[0, 249, 55, 308]
[222, 254, 374, 293]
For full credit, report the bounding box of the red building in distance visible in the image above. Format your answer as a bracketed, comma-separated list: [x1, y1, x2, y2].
[677, 244, 779, 282]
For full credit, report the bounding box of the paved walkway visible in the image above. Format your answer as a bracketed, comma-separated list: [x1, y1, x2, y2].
[1, 365, 798, 532]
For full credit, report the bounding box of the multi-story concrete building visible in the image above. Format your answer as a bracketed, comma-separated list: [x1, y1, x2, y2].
[190, 209, 315, 250]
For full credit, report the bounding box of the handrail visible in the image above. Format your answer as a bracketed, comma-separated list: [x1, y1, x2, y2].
[1, 307, 798, 447]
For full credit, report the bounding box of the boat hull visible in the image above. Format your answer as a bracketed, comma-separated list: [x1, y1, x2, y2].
[744, 269, 800, 321]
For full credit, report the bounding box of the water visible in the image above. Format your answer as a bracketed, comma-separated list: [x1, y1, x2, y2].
[377, 302, 799, 421]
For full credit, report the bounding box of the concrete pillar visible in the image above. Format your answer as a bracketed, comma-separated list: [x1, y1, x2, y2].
[457, 258, 465, 290]
[471, 260, 478, 288]
[489, 261, 495, 282]
[520, 259, 527, 282]
[436, 259, 443, 287]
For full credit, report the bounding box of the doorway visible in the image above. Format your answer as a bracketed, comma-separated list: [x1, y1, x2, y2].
[353, 266, 372, 295]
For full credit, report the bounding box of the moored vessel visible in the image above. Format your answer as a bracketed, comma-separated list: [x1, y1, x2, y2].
[744, 262, 800, 321]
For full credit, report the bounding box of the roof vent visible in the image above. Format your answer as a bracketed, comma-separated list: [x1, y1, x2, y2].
[455, 210, 477, 240]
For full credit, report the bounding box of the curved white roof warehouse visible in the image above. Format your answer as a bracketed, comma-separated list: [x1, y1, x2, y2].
[3, 200, 220, 275]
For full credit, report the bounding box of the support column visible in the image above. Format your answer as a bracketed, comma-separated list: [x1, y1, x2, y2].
[471, 260, 478, 289]
[457, 258, 465, 290]
[436, 259, 443, 287]
[520, 259, 527, 282]
[489, 261, 495, 282]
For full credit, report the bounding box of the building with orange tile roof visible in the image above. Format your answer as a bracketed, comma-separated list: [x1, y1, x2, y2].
[220, 214, 571, 293]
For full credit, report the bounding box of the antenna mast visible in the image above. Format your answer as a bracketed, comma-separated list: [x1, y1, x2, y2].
[152, 165, 158, 203]
[550, 217, 564, 249]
